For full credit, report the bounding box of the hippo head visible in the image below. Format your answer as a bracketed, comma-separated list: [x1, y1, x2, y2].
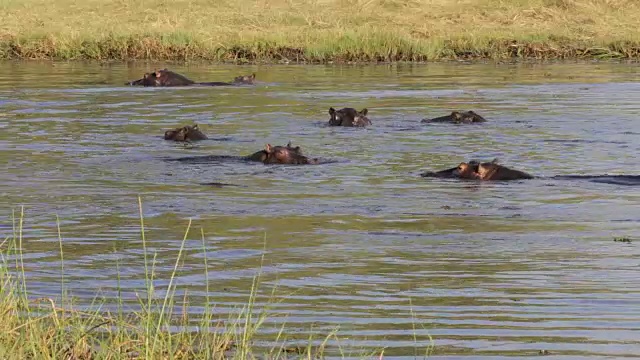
[232, 73, 256, 85]
[164, 124, 208, 141]
[140, 69, 167, 87]
[139, 69, 195, 87]
[263, 143, 316, 164]
[452, 162, 480, 179]
[475, 160, 506, 180]
[352, 108, 371, 127]
[452, 111, 486, 123]
[328, 107, 371, 127]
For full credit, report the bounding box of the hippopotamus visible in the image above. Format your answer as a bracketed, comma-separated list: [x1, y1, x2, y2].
[127, 69, 256, 87]
[167, 142, 324, 166]
[164, 124, 208, 142]
[421, 111, 486, 124]
[421, 159, 532, 181]
[245, 142, 318, 165]
[328, 107, 371, 127]
[421, 160, 482, 179]
[454, 161, 534, 180]
[423, 161, 640, 186]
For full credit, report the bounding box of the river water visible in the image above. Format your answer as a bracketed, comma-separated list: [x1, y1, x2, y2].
[1, 61, 639, 358]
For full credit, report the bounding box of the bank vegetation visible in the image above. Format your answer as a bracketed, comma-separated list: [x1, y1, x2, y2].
[1, 0, 639, 62]
[1, 204, 436, 359]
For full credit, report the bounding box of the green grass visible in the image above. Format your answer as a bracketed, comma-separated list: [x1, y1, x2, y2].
[0, 0, 639, 62]
[0, 199, 437, 359]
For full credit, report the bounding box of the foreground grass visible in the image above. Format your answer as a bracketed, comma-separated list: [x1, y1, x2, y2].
[1, 201, 435, 359]
[1, 0, 639, 62]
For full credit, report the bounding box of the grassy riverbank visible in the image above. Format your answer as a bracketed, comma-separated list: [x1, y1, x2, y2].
[1, 203, 434, 359]
[1, 0, 639, 62]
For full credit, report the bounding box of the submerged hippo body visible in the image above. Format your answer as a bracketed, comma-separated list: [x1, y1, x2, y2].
[198, 74, 256, 86]
[164, 124, 208, 142]
[328, 107, 371, 127]
[245, 142, 317, 165]
[127, 69, 256, 87]
[423, 162, 640, 186]
[422, 111, 487, 124]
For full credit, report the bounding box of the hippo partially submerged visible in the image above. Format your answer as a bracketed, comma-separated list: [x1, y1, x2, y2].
[328, 107, 371, 127]
[164, 124, 208, 142]
[421, 159, 533, 181]
[454, 161, 534, 180]
[421, 160, 481, 179]
[422, 111, 487, 124]
[169, 142, 320, 165]
[127, 69, 256, 87]
[422, 161, 640, 186]
[246, 142, 318, 165]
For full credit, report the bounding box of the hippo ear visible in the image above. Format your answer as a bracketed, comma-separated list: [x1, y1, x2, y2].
[192, 124, 199, 130]
[250, 73, 256, 79]
[286, 141, 292, 148]
[154, 71, 162, 78]
[360, 108, 368, 116]
[264, 144, 273, 153]
[328, 107, 336, 115]
[491, 158, 499, 164]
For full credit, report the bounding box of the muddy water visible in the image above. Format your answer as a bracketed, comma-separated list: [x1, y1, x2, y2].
[1, 61, 639, 358]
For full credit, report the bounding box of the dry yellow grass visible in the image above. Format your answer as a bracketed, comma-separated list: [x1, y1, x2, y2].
[1, 0, 639, 61]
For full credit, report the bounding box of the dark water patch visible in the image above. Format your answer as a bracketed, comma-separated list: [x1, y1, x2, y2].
[165, 154, 339, 166]
[544, 138, 629, 145]
[165, 155, 264, 164]
[421, 172, 640, 186]
[199, 182, 245, 188]
[550, 175, 640, 186]
[158, 136, 236, 142]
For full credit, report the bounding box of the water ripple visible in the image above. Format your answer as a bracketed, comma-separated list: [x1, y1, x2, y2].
[1, 61, 639, 357]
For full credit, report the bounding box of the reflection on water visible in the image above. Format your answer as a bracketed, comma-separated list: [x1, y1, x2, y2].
[1, 61, 640, 358]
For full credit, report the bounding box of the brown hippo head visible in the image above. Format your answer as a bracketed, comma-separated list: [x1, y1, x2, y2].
[139, 69, 195, 87]
[232, 73, 256, 85]
[164, 124, 208, 142]
[262, 143, 317, 164]
[328, 107, 371, 127]
[245, 142, 310, 163]
[452, 162, 481, 180]
[451, 110, 486, 123]
[422, 110, 487, 124]
[475, 162, 534, 181]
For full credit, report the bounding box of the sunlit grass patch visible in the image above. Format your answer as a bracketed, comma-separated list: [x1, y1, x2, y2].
[1, 0, 639, 62]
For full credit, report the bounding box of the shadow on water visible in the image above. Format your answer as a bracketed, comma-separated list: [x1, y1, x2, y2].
[1, 61, 640, 358]
[551, 175, 640, 186]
